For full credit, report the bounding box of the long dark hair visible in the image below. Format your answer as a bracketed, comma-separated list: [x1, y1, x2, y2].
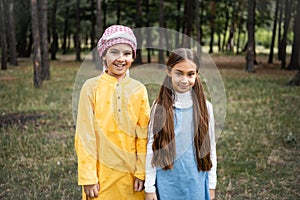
[151, 48, 212, 171]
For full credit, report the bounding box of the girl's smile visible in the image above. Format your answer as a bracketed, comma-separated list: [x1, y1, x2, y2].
[168, 60, 197, 93]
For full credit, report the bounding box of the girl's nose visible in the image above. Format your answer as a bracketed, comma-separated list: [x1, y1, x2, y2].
[181, 76, 189, 83]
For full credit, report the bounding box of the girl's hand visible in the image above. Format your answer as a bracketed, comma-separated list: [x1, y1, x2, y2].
[210, 189, 215, 200]
[84, 183, 100, 198]
[134, 177, 144, 192]
[145, 192, 157, 200]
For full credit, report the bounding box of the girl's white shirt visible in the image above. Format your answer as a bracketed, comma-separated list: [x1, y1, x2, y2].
[145, 90, 217, 193]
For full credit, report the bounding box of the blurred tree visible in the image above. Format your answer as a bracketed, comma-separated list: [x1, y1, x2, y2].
[209, 1, 216, 53]
[50, 0, 59, 60]
[75, 0, 81, 61]
[135, 0, 143, 64]
[246, 0, 255, 73]
[39, 0, 50, 80]
[30, 0, 42, 87]
[8, 0, 18, 66]
[268, 0, 280, 64]
[158, 0, 165, 64]
[281, 0, 293, 69]
[277, 0, 283, 60]
[0, 0, 8, 70]
[287, 0, 300, 70]
[62, 0, 70, 54]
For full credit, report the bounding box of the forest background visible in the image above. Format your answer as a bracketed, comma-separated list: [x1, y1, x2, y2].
[0, 0, 299, 199]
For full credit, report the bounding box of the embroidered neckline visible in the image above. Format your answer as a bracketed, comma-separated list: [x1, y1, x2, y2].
[173, 91, 193, 108]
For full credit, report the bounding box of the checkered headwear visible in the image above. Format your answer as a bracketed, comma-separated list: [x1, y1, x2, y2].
[97, 25, 137, 58]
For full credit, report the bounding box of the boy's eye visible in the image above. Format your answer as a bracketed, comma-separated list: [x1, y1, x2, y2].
[124, 51, 132, 56]
[110, 51, 118, 54]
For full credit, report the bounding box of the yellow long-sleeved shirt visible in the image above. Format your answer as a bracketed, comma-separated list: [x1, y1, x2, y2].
[75, 72, 150, 199]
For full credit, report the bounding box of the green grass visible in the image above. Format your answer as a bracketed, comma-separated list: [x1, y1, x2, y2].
[0, 57, 299, 199]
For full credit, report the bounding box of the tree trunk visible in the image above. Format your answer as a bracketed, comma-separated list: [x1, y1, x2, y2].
[8, 1, 18, 66]
[145, 0, 151, 63]
[90, 0, 96, 51]
[50, 0, 58, 61]
[175, 0, 182, 47]
[116, 2, 121, 24]
[222, 10, 229, 51]
[236, 28, 241, 54]
[158, 0, 164, 65]
[288, 70, 300, 86]
[95, 0, 102, 69]
[245, 0, 255, 73]
[281, 0, 292, 69]
[287, 0, 300, 70]
[75, 0, 81, 61]
[277, 0, 283, 60]
[102, 0, 107, 31]
[182, 0, 193, 48]
[268, 0, 279, 64]
[0, 0, 8, 70]
[31, 0, 43, 87]
[62, 0, 70, 54]
[209, 1, 216, 54]
[39, 0, 50, 80]
[135, 0, 143, 64]
[95, 0, 102, 39]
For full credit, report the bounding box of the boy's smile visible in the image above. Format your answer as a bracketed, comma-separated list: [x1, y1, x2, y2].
[103, 43, 134, 80]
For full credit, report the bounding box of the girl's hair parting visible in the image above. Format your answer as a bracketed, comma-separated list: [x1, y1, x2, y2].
[151, 48, 212, 171]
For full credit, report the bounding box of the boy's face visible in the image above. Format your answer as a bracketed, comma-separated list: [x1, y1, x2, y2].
[168, 59, 197, 93]
[103, 43, 134, 80]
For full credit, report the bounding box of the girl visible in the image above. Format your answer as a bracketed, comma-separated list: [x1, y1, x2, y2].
[75, 25, 150, 200]
[145, 48, 217, 200]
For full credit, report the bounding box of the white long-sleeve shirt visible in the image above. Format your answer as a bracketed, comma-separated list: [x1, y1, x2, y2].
[145, 91, 217, 193]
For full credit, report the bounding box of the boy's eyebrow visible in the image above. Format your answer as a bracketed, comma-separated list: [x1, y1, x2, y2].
[109, 48, 132, 53]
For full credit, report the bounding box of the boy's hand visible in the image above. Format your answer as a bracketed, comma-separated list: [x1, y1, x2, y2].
[134, 177, 144, 192]
[84, 183, 100, 198]
[145, 192, 157, 200]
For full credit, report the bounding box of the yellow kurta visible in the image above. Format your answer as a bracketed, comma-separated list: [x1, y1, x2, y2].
[75, 72, 150, 200]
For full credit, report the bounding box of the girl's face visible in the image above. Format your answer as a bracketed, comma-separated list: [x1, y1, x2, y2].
[168, 59, 197, 93]
[103, 43, 134, 80]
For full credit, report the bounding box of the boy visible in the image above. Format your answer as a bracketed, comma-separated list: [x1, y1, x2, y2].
[75, 25, 150, 199]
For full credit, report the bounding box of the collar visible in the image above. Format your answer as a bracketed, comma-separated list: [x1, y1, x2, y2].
[173, 90, 193, 108]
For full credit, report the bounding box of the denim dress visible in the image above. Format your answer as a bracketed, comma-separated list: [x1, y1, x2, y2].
[156, 106, 210, 200]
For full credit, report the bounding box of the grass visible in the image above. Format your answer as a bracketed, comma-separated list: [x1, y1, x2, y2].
[0, 55, 299, 199]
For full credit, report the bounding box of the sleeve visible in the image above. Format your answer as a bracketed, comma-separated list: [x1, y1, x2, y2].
[207, 102, 217, 189]
[74, 80, 98, 186]
[144, 103, 157, 193]
[134, 86, 150, 180]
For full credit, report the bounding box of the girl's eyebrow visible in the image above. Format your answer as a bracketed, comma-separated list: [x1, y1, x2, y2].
[174, 69, 196, 73]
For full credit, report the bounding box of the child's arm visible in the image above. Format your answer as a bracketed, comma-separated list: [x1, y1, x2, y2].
[75, 79, 99, 186]
[207, 101, 217, 191]
[209, 189, 215, 199]
[145, 192, 158, 200]
[144, 103, 157, 194]
[134, 86, 150, 180]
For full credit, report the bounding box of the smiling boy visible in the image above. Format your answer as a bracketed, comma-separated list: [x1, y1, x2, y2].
[75, 25, 150, 200]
